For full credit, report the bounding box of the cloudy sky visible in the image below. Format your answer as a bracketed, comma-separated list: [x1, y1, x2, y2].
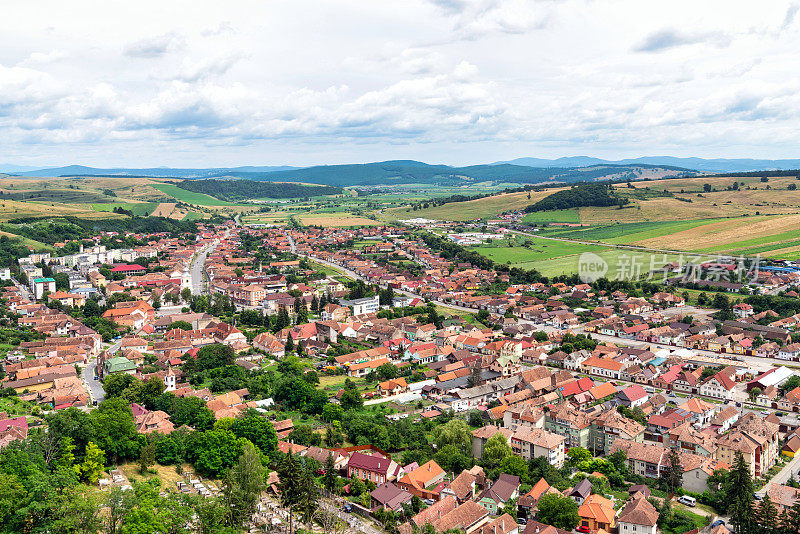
[1, 0, 799, 168]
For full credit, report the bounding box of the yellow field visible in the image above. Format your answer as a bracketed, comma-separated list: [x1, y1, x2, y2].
[298, 214, 380, 227]
[0, 199, 121, 221]
[634, 214, 800, 250]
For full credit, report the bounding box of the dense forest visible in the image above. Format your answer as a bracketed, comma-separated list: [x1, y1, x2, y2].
[175, 179, 343, 201]
[524, 182, 628, 212]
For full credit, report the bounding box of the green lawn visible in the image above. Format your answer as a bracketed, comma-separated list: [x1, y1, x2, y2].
[151, 183, 237, 206]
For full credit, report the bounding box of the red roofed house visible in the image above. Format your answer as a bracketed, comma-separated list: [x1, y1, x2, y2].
[347, 451, 400, 485]
[111, 264, 147, 275]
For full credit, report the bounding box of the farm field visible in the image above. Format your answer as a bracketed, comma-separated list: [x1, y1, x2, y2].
[151, 183, 237, 206]
[634, 214, 800, 252]
[530, 248, 686, 278]
[297, 214, 380, 227]
[0, 199, 121, 221]
[384, 188, 566, 221]
[475, 241, 611, 264]
[521, 209, 580, 224]
[91, 202, 158, 216]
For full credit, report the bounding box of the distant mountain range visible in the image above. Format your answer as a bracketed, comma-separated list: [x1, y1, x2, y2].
[9, 164, 299, 178]
[492, 156, 800, 173]
[5, 160, 696, 187]
[4, 156, 800, 186]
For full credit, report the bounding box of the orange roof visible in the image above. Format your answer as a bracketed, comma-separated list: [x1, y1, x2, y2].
[578, 494, 615, 524]
[398, 460, 445, 490]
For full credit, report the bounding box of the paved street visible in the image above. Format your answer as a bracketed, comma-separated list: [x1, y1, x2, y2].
[758, 453, 800, 496]
[82, 339, 120, 404]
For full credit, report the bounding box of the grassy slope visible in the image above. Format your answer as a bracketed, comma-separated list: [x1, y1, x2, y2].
[151, 183, 237, 206]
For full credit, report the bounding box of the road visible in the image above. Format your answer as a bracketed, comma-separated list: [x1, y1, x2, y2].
[758, 453, 800, 497]
[190, 248, 210, 295]
[82, 339, 121, 404]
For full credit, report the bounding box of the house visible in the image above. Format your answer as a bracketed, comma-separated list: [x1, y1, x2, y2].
[477, 473, 520, 515]
[371, 483, 414, 512]
[432, 500, 491, 534]
[441, 467, 484, 504]
[347, 451, 399, 484]
[617, 495, 659, 534]
[568, 478, 592, 505]
[699, 372, 736, 401]
[397, 460, 446, 501]
[378, 378, 409, 397]
[617, 385, 649, 408]
[343, 295, 380, 316]
[509, 427, 565, 467]
[104, 355, 137, 375]
[577, 494, 616, 533]
[715, 412, 780, 478]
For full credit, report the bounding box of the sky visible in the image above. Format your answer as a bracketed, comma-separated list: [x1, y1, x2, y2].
[2, 0, 800, 168]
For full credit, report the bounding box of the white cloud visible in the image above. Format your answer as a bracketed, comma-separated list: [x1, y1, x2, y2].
[1, 0, 800, 167]
[123, 32, 184, 58]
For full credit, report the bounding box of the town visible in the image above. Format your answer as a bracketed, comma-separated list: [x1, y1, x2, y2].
[1, 218, 799, 534]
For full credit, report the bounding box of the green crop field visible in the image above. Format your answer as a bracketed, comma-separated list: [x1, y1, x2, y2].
[521, 209, 581, 224]
[91, 202, 158, 216]
[474, 241, 610, 264]
[537, 219, 727, 244]
[151, 183, 237, 206]
[182, 211, 204, 221]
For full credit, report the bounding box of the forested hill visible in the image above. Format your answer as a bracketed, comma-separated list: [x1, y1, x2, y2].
[176, 179, 343, 201]
[215, 161, 694, 187]
[12, 160, 697, 187]
[524, 183, 628, 212]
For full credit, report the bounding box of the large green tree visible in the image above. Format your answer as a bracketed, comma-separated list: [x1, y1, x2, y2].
[727, 452, 755, 534]
[536, 493, 580, 531]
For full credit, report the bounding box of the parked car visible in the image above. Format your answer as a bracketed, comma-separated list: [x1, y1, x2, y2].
[576, 526, 591, 533]
[677, 496, 696, 507]
[343, 504, 353, 513]
[423, 499, 435, 506]
[711, 520, 725, 528]
[754, 493, 764, 501]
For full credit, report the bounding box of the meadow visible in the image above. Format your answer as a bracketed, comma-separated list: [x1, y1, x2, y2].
[150, 183, 238, 206]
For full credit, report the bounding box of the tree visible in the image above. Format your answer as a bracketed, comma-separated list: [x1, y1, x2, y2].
[340, 384, 363, 411]
[167, 320, 192, 331]
[84, 298, 102, 317]
[749, 387, 762, 402]
[727, 451, 755, 534]
[138, 439, 155, 475]
[659, 447, 683, 495]
[433, 419, 472, 455]
[500, 456, 528, 480]
[752, 494, 779, 534]
[536, 493, 580, 530]
[181, 287, 191, 302]
[223, 442, 266, 527]
[75, 441, 105, 484]
[323, 453, 338, 493]
[377, 362, 399, 381]
[482, 433, 513, 471]
[230, 409, 278, 455]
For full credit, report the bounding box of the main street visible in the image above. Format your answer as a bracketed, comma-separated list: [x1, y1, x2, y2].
[82, 338, 121, 404]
